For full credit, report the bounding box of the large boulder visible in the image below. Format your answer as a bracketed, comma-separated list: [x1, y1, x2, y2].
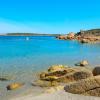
[92, 66, 100, 76]
[7, 83, 24, 90]
[64, 76, 100, 96]
[57, 70, 93, 83]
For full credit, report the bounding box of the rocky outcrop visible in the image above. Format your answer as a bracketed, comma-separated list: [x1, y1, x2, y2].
[39, 65, 93, 84]
[92, 66, 100, 76]
[56, 29, 100, 43]
[64, 76, 100, 96]
[56, 33, 75, 40]
[7, 83, 24, 90]
[32, 61, 100, 97]
[34, 63, 100, 97]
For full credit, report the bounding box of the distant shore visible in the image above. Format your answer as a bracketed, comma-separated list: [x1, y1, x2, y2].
[0, 33, 60, 37]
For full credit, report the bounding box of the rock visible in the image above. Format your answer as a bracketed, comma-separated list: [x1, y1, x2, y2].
[64, 76, 100, 96]
[92, 66, 100, 76]
[57, 70, 93, 83]
[45, 85, 64, 93]
[47, 70, 68, 77]
[75, 60, 89, 66]
[73, 71, 93, 81]
[7, 83, 24, 90]
[40, 65, 92, 84]
[40, 67, 77, 81]
[57, 35, 67, 40]
[43, 76, 59, 86]
[45, 87, 56, 93]
[80, 39, 90, 43]
[43, 67, 75, 78]
[48, 65, 65, 73]
[32, 80, 59, 87]
[80, 60, 89, 66]
[40, 72, 48, 79]
[0, 77, 9, 81]
[32, 80, 51, 87]
[43, 76, 58, 81]
[67, 32, 75, 40]
[0, 76, 12, 81]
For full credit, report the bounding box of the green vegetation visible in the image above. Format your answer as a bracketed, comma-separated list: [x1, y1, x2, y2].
[5, 33, 60, 37]
[77, 29, 100, 36]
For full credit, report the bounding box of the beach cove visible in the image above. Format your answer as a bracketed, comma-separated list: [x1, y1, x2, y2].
[0, 36, 100, 100]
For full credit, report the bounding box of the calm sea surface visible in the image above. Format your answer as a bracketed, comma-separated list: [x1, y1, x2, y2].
[0, 36, 100, 99]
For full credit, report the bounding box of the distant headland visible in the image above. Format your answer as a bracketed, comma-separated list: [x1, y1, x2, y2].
[56, 28, 100, 43]
[1, 33, 60, 37]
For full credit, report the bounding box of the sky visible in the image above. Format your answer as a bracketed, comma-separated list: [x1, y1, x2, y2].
[0, 0, 100, 34]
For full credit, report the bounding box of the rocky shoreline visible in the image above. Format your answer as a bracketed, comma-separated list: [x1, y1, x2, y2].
[32, 60, 100, 97]
[56, 29, 100, 43]
[0, 60, 100, 99]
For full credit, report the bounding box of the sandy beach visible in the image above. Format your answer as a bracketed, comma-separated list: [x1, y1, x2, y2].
[11, 90, 100, 100]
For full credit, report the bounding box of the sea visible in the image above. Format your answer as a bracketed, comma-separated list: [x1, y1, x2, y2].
[0, 36, 100, 100]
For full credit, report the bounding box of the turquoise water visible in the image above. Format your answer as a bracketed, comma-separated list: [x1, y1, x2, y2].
[0, 36, 100, 99]
[0, 36, 100, 75]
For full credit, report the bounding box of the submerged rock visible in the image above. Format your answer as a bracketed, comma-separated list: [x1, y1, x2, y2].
[32, 80, 59, 87]
[0, 77, 9, 81]
[64, 75, 100, 96]
[7, 83, 24, 90]
[92, 66, 100, 76]
[32, 80, 51, 87]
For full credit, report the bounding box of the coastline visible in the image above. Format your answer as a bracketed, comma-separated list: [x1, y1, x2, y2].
[0, 36, 100, 100]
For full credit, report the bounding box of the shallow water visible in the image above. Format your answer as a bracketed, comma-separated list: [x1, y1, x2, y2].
[0, 36, 100, 100]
